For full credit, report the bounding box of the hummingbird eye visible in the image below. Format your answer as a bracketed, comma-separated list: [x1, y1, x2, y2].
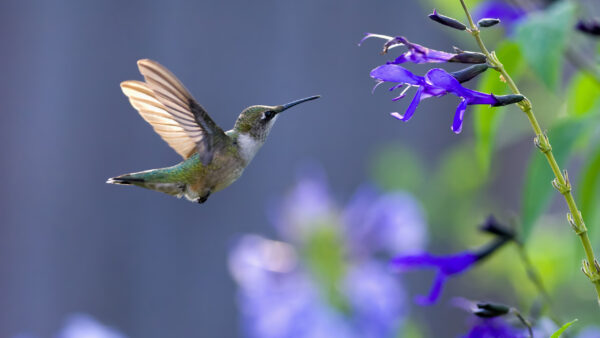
[263, 110, 275, 121]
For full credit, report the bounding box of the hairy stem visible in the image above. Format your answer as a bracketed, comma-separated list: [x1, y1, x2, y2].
[459, 0, 600, 304]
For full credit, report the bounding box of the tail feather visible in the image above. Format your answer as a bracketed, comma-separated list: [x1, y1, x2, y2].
[106, 175, 145, 185]
[106, 170, 186, 197]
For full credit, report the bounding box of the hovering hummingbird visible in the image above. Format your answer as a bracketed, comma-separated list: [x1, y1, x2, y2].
[107, 59, 319, 203]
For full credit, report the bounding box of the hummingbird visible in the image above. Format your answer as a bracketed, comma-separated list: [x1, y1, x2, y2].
[107, 59, 319, 203]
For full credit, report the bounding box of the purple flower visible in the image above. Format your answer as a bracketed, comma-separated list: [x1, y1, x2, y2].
[391, 252, 478, 305]
[268, 165, 335, 243]
[55, 314, 127, 338]
[465, 318, 527, 338]
[473, 0, 527, 34]
[391, 235, 510, 305]
[343, 185, 427, 257]
[359, 34, 486, 65]
[230, 169, 428, 337]
[14, 314, 127, 338]
[370, 65, 523, 133]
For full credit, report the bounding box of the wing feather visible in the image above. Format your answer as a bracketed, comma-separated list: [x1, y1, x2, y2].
[120, 80, 197, 159]
[136, 59, 226, 165]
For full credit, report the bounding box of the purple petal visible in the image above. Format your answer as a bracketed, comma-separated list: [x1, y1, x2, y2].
[425, 68, 467, 96]
[426, 68, 497, 106]
[391, 38, 455, 65]
[452, 99, 468, 134]
[391, 252, 441, 270]
[415, 273, 446, 306]
[391, 251, 477, 275]
[400, 86, 424, 121]
[370, 64, 424, 85]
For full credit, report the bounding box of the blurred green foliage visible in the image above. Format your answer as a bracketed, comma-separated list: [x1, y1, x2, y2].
[567, 73, 600, 117]
[515, 1, 575, 90]
[473, 41, 524, 176]
[303, 221, 350, 313]
[551, 319, 578, 338]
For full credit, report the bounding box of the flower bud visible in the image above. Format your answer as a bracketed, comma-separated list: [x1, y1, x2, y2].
[474, 302, 510, 318]
[478, 215, 515, 240]
[491, 94, 525, 107]
[429, 9, 467, 31]
[478, 18, 501, 28]
[449, 51, 487, 64]
[576, 19, 600, 37]
[450, 64, 489, 83]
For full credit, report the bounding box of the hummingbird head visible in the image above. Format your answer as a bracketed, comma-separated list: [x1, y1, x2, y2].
[233, 95, 319, 162]
[234, 95, 320, 140]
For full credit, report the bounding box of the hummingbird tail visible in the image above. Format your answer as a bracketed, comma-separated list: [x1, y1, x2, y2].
[106, 170, 187, 198]
[106, 175, 145, 185]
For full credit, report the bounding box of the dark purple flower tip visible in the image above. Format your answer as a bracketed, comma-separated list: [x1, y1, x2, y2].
[429, 9, 467, 31]
[491, 93, 525, 107]
[478, 18, 501, 27]
[450, 64, 490, 83]
[391, 251, 478, 305]
[473, 302, 511, 318]
[479, 215, 516, 240]
[448, 51, 488, 64]
[576, 19, 600, 37]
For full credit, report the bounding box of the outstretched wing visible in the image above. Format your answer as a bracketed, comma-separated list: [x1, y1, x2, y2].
[120, 81, 197, 159]
[120, 59, 226, 164]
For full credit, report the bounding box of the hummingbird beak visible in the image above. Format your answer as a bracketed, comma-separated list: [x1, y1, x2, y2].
[275, 95, 320, 113]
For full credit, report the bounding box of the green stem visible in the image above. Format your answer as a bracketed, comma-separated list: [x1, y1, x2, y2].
[515, 241, 564, 327]
[459, 0, 600, 304]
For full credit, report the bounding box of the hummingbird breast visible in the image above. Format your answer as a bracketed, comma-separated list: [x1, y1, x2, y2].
[183, 143, 247, 200]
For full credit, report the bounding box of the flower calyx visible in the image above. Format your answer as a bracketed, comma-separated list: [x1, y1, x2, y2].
[534, 132, 552, 154]
[478, 18, 501, 28]
[429, 9, 467, 31]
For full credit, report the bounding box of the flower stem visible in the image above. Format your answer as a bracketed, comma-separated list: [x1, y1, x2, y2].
[459, 0, 600, 304]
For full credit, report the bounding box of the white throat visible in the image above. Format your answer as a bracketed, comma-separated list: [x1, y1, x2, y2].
[237, 133, 264, 163]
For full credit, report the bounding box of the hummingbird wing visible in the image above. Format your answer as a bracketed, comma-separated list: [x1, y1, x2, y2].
[120, 80, 199, 159]
[122, 59, 227, 164]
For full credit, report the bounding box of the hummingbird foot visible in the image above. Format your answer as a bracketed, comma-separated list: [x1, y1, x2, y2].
[197, 191, 211, 204]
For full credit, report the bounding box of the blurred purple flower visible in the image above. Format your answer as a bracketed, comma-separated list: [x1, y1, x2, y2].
[343, 185, 427, 257]
[473, 0, 527, 33]
[464, 318, 526, 338]
[370, 65, 523, 133]
[392, 252, 477, 305]
[230, 169, 427, 337]
[269, 166, 335, 243]
[577, 326, 600, 338]
[56, 314, 127, 338]
[14, 314, 127, 338]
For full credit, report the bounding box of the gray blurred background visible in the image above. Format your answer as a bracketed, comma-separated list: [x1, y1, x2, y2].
[0, 1, 462, 337]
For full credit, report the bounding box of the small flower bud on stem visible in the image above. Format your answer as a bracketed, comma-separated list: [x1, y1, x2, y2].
[429, 9, 467, 31]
